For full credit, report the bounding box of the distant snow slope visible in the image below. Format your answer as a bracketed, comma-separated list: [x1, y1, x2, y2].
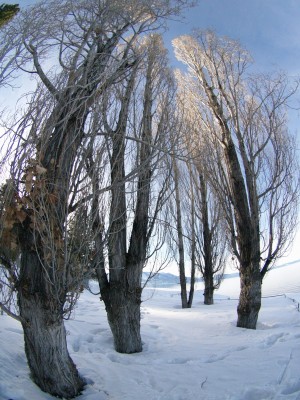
[0, 264, 300, 400]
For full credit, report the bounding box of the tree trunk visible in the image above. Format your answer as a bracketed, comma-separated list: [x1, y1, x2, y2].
[202, 80, 261, 325]
[198, 172, 215, 305]
[18, 248, 84, 398]
[203, 274, 214, 305]
[187, 267, 195, 308]
[187, 179, 196, 309]
[179, 259, 188, 308]
[101, 276, 142, 354]
[172, 157, 188, 308]
[237, 266, 262, 329]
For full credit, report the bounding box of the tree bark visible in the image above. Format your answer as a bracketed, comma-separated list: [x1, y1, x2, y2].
[237, 266, 262, 329]
[101, 273, 142, 353]
[201, 72, 260, 327]
[187, 173, 196, 308]
[18, 244, 84, 398]
[172, 157, 188, 308]
[187, 262, 195, 308]
[203, 274, 214, 305]
[198, 172, 215, 305]
[14, 57, 97, 395]
[98, 68, 146, 354]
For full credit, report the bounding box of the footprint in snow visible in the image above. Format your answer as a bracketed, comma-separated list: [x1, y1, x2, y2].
[261, 332, 286, 348]
[149, 324, 159, 329]
[234, 345, 248, 352]
[204, 353, 227, 363]
[72, 337, 80, 352]
[90, 328, 108, 335]
[236, 386, 274, 400]
[281, 379, 300, 395]
[293, 333, 300, 339]
[167, 357, 189, 365]
[86, 335, 94, 343]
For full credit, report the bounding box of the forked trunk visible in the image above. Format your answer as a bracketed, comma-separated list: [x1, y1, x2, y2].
[237, 267, 262, 329]
[18, 248, 84, 398]
[101, 281, 142, 354]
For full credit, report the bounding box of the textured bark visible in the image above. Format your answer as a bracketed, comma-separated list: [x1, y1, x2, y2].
[101, 276, 142, 353]
[18, 246, 84, 398]
[203, 275, 214, 305]
[237, 267, 262, 329]
[14, 36, 105, 394]
[15, 114, 85, 396]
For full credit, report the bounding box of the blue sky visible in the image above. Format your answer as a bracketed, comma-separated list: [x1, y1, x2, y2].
[165, 0, 300, 76]
[15, 0, 300, 76]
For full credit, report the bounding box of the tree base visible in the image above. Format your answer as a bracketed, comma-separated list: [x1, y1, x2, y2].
[103, 285, 143, 354]
[236, 275, 261, 330]
[236, 314, 258, 330]
[19, 295, 85, 399]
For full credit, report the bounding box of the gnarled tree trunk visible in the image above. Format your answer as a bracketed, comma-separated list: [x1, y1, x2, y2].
[18, 240, 84, 398]
[101, 272, 143, 353]
[14, 64, 97, 396]
[237, 264, 262, 329]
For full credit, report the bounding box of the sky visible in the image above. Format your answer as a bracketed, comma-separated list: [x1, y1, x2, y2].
[7, 0, 300, 102]
[13, 0, 300, 77]
[13, 1, 300, 118]
[166, 0, 300, 75]
[3, 0, 300, 265]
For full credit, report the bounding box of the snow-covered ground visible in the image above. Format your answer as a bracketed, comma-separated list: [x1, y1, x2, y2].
[0, 264, 300, 400]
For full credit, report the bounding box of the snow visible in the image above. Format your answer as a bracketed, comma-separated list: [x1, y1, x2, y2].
[1, 265, 300, 400]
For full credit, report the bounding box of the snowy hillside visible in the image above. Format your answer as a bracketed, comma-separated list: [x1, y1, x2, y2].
[0, 264, 300, 399]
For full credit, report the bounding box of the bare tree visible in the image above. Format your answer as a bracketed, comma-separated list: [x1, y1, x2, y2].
[169, 153, 196, 308]
[85, 34, 175, 353]
[161, 84, 197, 309]
[0, 1, 192, 396]
[191, 163, 227, 304]
[173, 30, 299, 329]
[168, 136, 226, 308]
[169, 79, 227, 306]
